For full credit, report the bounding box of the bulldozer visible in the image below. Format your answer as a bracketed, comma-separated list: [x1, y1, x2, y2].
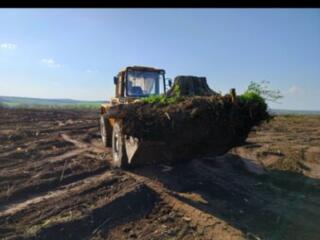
[100, 66, 269, 169]
[100, 66, 171, 168]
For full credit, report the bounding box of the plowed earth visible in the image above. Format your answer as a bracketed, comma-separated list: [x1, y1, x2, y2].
[0, 108, 319, 240]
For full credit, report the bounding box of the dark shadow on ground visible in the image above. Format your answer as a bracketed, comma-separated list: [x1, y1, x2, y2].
[132, 153, 320, 240]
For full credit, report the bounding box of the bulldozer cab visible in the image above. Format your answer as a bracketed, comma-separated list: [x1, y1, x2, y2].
[114, 66, 167, 99]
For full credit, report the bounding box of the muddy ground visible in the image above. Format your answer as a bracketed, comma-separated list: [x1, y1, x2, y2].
[0, 108, 319, 240]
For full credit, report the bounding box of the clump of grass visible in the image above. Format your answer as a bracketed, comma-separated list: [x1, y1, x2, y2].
[238, 91, 265, 105]
[142, 85, 182, 104]
[142, 94, 181, 104]
[237, 82, 272, 123]
[142, 95, 166, 104]
[172, 84, 181, 97]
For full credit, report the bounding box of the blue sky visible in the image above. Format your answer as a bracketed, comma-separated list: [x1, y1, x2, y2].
[0, 9, 319, 110]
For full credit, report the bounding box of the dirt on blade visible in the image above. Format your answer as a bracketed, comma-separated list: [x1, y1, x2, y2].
[1, 108, 320, 240]
[106, 94, 269, 165]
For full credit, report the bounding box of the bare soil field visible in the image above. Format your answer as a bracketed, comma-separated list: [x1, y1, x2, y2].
[0, 108, 319, 240]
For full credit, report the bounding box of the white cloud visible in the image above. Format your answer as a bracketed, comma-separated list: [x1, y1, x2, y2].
[0, 43, 17, 50]
[85, 69, 98, 73]
[41, 58, 62, 68]
[284, 85, 303, 96]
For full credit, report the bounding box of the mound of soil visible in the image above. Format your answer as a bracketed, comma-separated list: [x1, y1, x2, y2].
[107, 94, 270, 162]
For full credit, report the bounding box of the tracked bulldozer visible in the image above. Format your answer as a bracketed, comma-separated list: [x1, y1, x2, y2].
[100, 66, 172, 168]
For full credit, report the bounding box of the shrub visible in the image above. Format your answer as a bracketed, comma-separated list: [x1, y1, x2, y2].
[239, 91, 265, 105]
[245, 80, 283, 103]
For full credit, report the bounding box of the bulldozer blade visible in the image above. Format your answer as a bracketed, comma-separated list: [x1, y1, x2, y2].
[125, 136, 139, 164]
[125, 136, 172, 166]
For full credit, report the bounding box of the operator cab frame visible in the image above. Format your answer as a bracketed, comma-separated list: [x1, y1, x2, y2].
[113, 66, 167, 99]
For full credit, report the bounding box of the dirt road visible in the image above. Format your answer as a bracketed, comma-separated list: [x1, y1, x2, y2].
[0, 108, 319, 240]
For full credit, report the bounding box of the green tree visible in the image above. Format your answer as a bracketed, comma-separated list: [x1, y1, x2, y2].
[246, 80, 283, 103]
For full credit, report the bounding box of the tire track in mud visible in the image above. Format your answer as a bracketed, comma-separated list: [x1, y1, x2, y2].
[125, 171, 245, 240]
[28, 182, 157, 240]
[0, 171, 116, 217]
[1, 133, 245, 240]
[78, 135, 244, 239]
[0, 170, 157, 240]
[60, 133, 107, 154]
[0, 129, 110, 211]
[36, 134, 245, 240]
[0, 163, 110, 210]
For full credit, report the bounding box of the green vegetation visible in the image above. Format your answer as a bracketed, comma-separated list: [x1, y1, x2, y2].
[142, 95, 167, 104]
[0, 96, 103, 110]
[142, 94, 181, 104]
[244, 80, 283, 103]
[239, 80, 283, 107]
[239, 91, 265, 105]
[172, 84, 181, 97]
[8, 103, 101, 110]
[142, 84, 181, 104]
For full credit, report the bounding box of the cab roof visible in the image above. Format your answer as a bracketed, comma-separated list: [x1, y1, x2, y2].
[119, 66, 165, 74]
